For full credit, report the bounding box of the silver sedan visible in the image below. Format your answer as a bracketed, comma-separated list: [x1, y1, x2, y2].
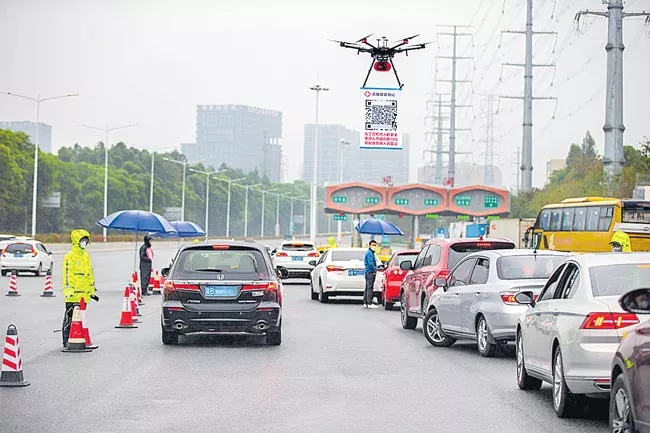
[423, 249, 569, 357]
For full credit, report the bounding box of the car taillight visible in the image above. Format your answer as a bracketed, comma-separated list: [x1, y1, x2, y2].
[326, 265, 344, 272]
[308, 252, 320, 257]
[275, 252, 288, 257]
[163, 281, 200, 293]
[32, 248, 38, 257]
[1, 249, 6, 257]
[242, 281, 281, 305]
[580, 312, 639, 330]
[436, 269, 451, 278]
[391, 269, 403, 276]
[500, 292, 519, 305]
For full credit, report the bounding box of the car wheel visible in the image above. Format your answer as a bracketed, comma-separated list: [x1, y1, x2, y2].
[266, 328, 282, 346]
[310, 279, 318, 300]
[423, 308, 456, 347]
[476, 315, 498, 358]
[34, 263, 42, 277]
[318, 280, 329, 303]
[610, 374, 636, 433]
[0, 270, 6, 277]
[553, 347, 584, 418]
[161, 329, 179, 345]
[400, 291, 417, 330]
[516, 331, 542, 390]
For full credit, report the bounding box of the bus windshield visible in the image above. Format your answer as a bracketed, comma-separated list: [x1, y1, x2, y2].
[622, 208, 650, 223]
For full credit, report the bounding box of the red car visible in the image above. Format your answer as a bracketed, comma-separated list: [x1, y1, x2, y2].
[610, 288, 650, 433]
[375, 250, 419, 310]
[398, 238, 516, 330]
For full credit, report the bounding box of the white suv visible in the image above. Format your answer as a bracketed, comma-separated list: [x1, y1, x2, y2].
[272, 241, 320, 279]
[1, 240, 54, 276]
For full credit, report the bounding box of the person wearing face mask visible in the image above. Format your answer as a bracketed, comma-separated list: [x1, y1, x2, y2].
[609, 231, 631, 252]
[61, 229, 98, 347]
[139, 235, 154, 295]
[363, 240, 379, 309]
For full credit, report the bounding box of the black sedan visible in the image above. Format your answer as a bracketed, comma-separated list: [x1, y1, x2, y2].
[160, 241, 288, 346]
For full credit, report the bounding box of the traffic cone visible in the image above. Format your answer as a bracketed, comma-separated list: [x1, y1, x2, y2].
[61, 306, 92, 353]
[79, 298, 98, 350]
[40, 273, 55, 297]
[151, 270, 162, 295]
[6, 271, 19, 297]
[116, 287, 138, 328]
[129, 286, 142, 322]
[137, 282, 144, 306]
[0, 324, 30, 387]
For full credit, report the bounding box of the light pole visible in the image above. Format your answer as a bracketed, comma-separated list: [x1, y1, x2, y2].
[80, 122, 137, 242]
[189, 168, 224, 240]
[338, 138, 350, 243]
[253, 187, 272, 238]
[149, 152, 155, 212]
[303, 200, 307, 236]
[1, 91, 78, 237]
[242, 184, 261, 238]
[163, 156, 189, 221]
[309, 83, 329, 244]
[213, 176, 245, 238]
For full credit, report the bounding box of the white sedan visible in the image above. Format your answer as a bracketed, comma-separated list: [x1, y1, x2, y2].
[309, 248, 381, 303]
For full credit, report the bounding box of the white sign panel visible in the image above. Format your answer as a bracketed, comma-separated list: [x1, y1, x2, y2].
[164, 207, 182, 221]
[361, 88, 402, 150]
[41, 192, 61, 208]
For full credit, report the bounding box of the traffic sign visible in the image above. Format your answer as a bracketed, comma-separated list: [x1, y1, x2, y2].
[333, 214, 347, 221]
[394, 198, 409, 205]
[484, 195, 499, 208]
[457, 215, 470, 221]
[455, 196, 471, 207]
[332, 196, 347, 203]
[425, 214, 439, 219]
[365, 197, 380, 204]
[423, 198, 438, 206]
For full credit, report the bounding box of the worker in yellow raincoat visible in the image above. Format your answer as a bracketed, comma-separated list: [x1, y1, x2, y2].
[609, 231, 632, 252]
[61, 229, 98, 347]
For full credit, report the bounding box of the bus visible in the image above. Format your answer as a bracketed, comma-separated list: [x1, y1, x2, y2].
[530, 197, 650, 252]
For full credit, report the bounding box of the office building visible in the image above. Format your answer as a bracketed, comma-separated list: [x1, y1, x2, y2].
[546, 158, 566, 184]
[183, 105, 283, 182]
[0, 121, 52, 153]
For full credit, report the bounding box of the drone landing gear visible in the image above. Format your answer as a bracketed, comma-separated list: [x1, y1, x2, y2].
[361, 58, 405, 89]
[389, 58, 404, 89]
[362, 59, 374, 88]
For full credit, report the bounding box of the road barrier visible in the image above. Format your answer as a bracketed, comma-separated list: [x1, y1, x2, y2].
[61, 306, 93, 353]
[41, 273, 55, 297]
[6, 271, 20, 297]
[0, 324, 30, 387]
[115, 287, 138, 329]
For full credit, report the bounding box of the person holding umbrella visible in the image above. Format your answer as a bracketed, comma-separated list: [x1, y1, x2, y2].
[364, 240, 379, 309]
[139, 235, 154, 295]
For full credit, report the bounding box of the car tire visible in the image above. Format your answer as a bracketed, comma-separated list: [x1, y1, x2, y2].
[553, 347, 584, 418]
[610, 374, 636, 433]
[319, 280, 329, 303]
[476, 315, 498, 358]
[423, 308, 456, 347]
[310, 280, 318, 300]
[400, 291, 417, 330]
[516, 331, 542, 391]
[266, 328, 282, 346]
[34, 263, 42, 277]
[161, 330, 179, 345]
[0, 270, 6, 277]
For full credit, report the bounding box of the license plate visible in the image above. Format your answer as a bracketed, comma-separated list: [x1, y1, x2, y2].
[348, 269, 364, 277]
[14, 253, 23, 258]
[204, 285, 239, 297]
[292, 256, 303, 261]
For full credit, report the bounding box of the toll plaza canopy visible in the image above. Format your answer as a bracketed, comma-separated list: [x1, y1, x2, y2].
[325, 182, 510, 218]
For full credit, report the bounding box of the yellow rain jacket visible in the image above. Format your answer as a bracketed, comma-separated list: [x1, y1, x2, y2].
[610, 231, 632, 252]
[328, 237, 338, 248]
[62, 229, 96, 303]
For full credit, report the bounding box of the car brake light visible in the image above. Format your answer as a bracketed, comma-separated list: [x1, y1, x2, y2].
[164, 281, 200, 292]
[308, 252, 320, 257]
[31, 248, 38, 257]
[475, 242, 491, 247]
[436, 269, 451, 278]
[241, 281, 281, 305]
[500, 292, 519, 305]
[1, 249, 5, 257]
[580, 312, 639, 330]
[392, 269, 402, 276]
[211, 245, 230, 250]
[326, 265, 344, 272]
[275, 252, 288, 257]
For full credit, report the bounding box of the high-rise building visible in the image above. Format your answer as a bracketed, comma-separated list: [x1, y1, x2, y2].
[183, 105, 283, 182]
[303, 124, 410, 186]
[546, 158, 566, 184]
[0, 121, 52, 153]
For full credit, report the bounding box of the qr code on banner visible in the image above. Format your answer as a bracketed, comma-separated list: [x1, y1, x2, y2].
[365, 99, 398, 130]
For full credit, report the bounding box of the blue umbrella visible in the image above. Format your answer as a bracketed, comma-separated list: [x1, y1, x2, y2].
[152, 221, 205, 238]
[97, 210, 176, 233]
[355, 218, 404, 236]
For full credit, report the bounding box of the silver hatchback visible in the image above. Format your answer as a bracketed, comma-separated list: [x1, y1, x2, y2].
[423, 249, 569, 357]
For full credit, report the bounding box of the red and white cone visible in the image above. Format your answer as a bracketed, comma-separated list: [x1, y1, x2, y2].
[116, 287, 138, 328]
[79, 298, 98, 350]
[137, 282, 144, 306]
[6, 271, 19, 297]
[129, 286, 142, 323]
[61, 306, 92, 353]
[151, 270, 162, 295]
[40, 274, 55, 297]
[0, 324, 30, 387]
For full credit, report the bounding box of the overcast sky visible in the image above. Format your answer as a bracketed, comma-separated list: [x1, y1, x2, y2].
[0, 0, 648, 189]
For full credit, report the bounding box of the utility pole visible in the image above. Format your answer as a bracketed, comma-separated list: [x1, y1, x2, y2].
[513, 147, 521, 193]
[481, 94, 496, 185]
[575, 1, 650, 188]
[437, 25, 474, 187]
[500, 0, 557, 192]
[309, 84, 329, 243]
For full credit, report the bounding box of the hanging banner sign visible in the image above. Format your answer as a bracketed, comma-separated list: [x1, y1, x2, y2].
[360, 87, 402, 150]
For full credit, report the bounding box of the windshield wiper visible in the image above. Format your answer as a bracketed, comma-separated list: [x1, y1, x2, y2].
[193, 268, 224, 273]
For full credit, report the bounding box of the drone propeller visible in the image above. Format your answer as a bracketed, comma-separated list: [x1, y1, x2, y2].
[356, 33, 374, 43]
[392, 34, 420, 44]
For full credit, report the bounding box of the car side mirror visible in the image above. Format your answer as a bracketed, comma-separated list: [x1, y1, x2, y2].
[434, 277, 448, 288]
[308, 260, 317, 266]
[399, 260, 412, 271]
[619, 288, 650, 314]
[514, 291, 535, 307]
[47, 251, 52, 255]
[161, 267, 170, 278]
[276, 266, 289, 280]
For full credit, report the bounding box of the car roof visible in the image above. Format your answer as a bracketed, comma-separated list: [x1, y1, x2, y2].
[426, 237, 515, 246]
[328, 247, 366, 252]
[476, 249, 570, 258]
[280, 240, 315, 246]
[6, 239, 40, 245]
[567, 252, 650, 268]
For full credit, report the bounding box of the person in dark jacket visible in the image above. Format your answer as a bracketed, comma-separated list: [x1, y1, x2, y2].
[363, 240, 379, 309]
[139, 235, 154, 295]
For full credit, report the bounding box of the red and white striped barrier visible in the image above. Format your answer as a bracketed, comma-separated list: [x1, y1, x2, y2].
[0, 324, 30, 387]
[41, 274, 55, 297]
[6, 272, 19, 297]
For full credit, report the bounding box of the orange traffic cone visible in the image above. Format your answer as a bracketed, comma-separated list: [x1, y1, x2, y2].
[6, 271, 19, 297]
[129, 286, 142, 323]
[41, 273, 55, 297]
[0, 324, 30, 387]
[137, 282, 144, 306]
[151, 270, 162, 295]
[61, 306, 92, 353]
[79, 298, 98, 350]
[115, 287, 138, 328]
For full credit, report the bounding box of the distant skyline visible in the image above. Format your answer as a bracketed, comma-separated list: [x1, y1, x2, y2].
[0, 0, 648, 190]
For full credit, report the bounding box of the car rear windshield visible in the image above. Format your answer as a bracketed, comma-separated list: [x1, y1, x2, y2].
[172, 246, 269, 280]
[497, 255, 566, 280]
[5, 243, 33, 254]
[448, 241, 515, 269]
[589, 263, 650, 297]
[395, 254, 418, 267]
[331, 250, 365, 261]
[281, 243, 315, 251]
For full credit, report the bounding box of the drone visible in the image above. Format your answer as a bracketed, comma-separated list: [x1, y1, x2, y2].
[331, 34, 431, 89]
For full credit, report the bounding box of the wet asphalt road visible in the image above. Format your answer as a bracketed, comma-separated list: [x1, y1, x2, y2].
[0, 245, 609, 433]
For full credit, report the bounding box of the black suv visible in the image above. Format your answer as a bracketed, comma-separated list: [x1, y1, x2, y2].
[161, 241, 288, 346]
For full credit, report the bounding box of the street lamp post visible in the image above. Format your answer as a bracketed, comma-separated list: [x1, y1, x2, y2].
[213, 176, 245, 238]
[338, 139, 350, 243]
[189, 168, 224, 240]
[81, 122, 137, 242]
[275, 193, 281, 237]
[303, 200, 307, 236]
[1, 91, 79, 237]
[149, 152, 155, 212]
[309, 84, 329, 243]
[242, 184, 261, 238]
[163, 157, 189, 221]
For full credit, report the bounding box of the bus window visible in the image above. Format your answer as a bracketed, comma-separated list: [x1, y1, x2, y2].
[599, 206, 614, 231]
[573, 207, 587, 231]
[622, 207, 650, 223]
[550, 209, 562, 231]
[586, 206, 601, 231]
[536, 209, 551, 230]
[561, 208, 574, 231]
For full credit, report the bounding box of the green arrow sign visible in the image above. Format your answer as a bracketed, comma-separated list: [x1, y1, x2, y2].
[424, 198, 439, 206]
[394, 198, 409, 205]
[332, 196, 347, 203]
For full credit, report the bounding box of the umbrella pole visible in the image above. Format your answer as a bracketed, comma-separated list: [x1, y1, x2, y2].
[134, 231, 138, 273]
